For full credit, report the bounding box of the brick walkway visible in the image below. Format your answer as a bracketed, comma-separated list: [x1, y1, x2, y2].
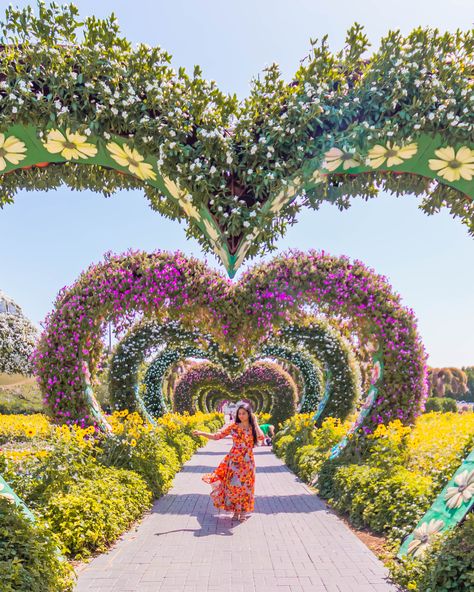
[75, 433, 400, 592]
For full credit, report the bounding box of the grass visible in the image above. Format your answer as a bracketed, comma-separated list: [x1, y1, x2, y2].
[0, 374, 44, 414]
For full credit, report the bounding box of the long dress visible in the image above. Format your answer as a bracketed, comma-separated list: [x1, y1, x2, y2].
[202, 422, 263, 513]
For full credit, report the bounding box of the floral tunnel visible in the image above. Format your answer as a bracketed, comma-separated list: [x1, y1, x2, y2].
[256, 345, 324, 414]
[172, 360, 298, 427]
[107, 318, 235, 422]
[277, 320, 363, 426]
[32, 249, 427, 437]
[1, 7, 473, 277]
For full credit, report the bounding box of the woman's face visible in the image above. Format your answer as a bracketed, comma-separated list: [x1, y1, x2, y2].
[238, 407, 249, 422]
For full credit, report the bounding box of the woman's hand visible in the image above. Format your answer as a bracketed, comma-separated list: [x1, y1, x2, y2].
[192, 429, 201, 437]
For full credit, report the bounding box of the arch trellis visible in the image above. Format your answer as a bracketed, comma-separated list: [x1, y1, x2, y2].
[0, 5, 473, 276]
[108, 319, 237, 413]
[142, 347, 212, 417]
[279, 320, 362, 425]
[259, 344, 324, 413]
[32, 249, 428, 435]
[173, 361, 298, 426]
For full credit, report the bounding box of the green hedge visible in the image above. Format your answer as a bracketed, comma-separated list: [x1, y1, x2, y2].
[0, 498, 75, 591]
[43, 468, 152, 558]
[424, 397, 458, 413]
[390, 514, 474, 592]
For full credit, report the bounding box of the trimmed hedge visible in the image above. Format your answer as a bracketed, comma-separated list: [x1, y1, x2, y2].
[0, 498, 75, 591]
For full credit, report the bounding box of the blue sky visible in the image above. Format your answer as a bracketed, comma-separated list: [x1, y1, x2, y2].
[1, 0, 473, 366]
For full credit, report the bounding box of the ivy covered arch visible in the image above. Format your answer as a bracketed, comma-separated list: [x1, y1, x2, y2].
[279, 320, 362, 424]
[258, 344, 324, 413]
[107, 319, 231, 412]
[1, 5, 473, 276]
[142, 349, 203, 418]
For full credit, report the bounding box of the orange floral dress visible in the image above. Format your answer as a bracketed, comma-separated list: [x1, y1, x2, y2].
[202, 422, 263, 513]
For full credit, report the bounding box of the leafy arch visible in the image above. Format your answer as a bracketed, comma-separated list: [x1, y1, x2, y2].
[1, 5, 472, 275]
[279, 320, 362, 424]
[259, 344, 323, 413]
[173, 361, 298, 426]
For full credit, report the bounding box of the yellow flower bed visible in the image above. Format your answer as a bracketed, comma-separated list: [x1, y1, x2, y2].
[107, 409, 224, 446]
[0, 413, 52, 441]
[406, 412, 474, 483]
[368, 412, 474, 487]
[2, 448, 49, 463]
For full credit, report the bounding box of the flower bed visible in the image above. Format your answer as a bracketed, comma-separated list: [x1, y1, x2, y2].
[1, 411, 223, 570]
[275, 411, 474, 590]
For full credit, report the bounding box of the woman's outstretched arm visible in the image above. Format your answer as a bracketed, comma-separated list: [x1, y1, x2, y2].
[193, 423, 234, 440]
[192, 429, 218, 440]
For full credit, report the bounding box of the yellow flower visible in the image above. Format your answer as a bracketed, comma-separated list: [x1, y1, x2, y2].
[368, 142, 418, 168]
[107, 142, 156, 180]
[323, 148, 360, 171]
[26, 427, 36, 438]
[428, 146, 474, 182]
[43, 128, 97, 160]
[0, 134, 27, 170]
[130, 438, 137, 447]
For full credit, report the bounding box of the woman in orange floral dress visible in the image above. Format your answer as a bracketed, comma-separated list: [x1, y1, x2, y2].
[193, 402, 264, 521]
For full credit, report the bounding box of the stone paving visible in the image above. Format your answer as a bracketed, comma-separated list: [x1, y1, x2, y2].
[75, 432, 400, 592]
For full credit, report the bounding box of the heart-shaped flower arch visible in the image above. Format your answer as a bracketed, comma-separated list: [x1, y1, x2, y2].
[1, 5, 473, 275]
[108, 317, 360, 423]
[33, 249, 427, 435]
[172, 360, 298, 427]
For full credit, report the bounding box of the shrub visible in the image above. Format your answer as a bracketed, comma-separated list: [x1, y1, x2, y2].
[390, 514, 474, 591]
[129, 432, 180, 497]
[424, 397, 457, 413]
[43, 467, 152, 558]
[0, 498, 75, 591]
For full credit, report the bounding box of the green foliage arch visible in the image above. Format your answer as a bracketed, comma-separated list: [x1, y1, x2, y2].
[1, 4, 472, 274]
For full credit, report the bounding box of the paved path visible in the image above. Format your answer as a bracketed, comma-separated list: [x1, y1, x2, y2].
[75, 434, 399, 592]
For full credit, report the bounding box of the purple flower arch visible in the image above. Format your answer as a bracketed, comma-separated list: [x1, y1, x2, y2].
[34, 249, 427, 432]
[173, 361, 298, 427]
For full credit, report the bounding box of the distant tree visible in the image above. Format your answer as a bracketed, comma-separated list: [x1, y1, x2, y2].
[461, 366, 474, 402]
[427, 368, 469, 399]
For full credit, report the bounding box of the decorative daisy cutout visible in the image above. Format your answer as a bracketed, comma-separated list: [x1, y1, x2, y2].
[0, 134, 27, 170]
[372, 360, 382, 384]
[368, 142, 418, 168]
[107, 142, 156, 180]
[428, 146, 474, 182]
[203, 218, 221, 245]
[269, 176, 301, 213]
[444, 469, 474, 509]
[44, 128, 97, 160]
[407, 519, 445, 557]
[0, 482, 15, 503]
[323, 148, 361, 171]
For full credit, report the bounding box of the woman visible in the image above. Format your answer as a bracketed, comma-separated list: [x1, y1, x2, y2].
[192, 402, 264, 521]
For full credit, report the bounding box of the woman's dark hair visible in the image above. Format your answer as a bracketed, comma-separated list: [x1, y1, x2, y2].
[235, 402, 258, 446]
